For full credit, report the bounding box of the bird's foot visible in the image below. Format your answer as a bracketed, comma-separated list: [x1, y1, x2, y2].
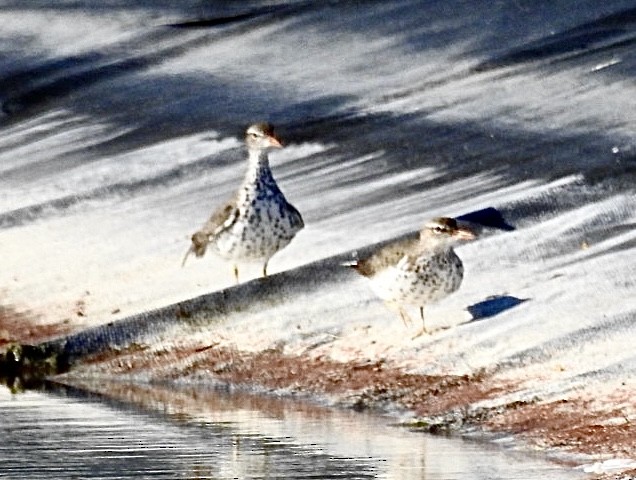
[411, 327, 431, 340]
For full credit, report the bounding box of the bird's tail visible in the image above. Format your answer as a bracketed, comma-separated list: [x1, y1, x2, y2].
[181, 231, 210, 267]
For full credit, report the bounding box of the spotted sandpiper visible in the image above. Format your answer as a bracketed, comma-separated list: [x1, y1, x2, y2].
[182, 123, 304, 282]
[346, 217, 476, 337]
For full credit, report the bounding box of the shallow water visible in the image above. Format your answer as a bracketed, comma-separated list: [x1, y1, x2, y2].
[0, 384, 582, 480]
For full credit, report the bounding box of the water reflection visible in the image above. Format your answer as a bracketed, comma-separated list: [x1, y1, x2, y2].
[0, 382, 582, 479]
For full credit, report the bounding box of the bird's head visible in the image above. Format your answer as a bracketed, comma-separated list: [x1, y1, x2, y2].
[420, 217, 477, 248]
[245, 122, 283, 151]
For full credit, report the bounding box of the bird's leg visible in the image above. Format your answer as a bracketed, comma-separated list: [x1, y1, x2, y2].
[399, 308, 413, 327]
[411, 306, 429, 339]
[262, 260, 269, 278]
[382, 301, 414, 327]
[233, 265, 240, 284]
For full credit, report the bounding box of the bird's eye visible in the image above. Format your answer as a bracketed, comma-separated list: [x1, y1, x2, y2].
[249, 132, 258, 138]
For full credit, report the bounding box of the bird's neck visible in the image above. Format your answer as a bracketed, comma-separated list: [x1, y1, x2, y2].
[247, 150, 269, 175]
[244, 148, 276, 191]
[417, 236, 451, 255]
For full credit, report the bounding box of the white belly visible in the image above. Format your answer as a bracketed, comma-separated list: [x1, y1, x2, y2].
[369, 253, 464, 307]
[213, 201, 302, 262]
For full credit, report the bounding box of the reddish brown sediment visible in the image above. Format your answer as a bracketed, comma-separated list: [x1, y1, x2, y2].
[483, 397, 636, 458]
[0, 305, 76, 347]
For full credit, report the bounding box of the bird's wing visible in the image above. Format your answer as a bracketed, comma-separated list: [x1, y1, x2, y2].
[353, 237, 419, 277]
[205, 198, 241, 237]
[285, 201, 305, 230]
[181, 195, 240, 266]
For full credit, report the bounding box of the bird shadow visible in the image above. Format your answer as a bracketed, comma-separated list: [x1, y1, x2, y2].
[466, 295, 528, 321]
[456, 207, 515, 232]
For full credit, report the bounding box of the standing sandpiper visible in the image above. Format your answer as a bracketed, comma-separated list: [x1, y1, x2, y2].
[346, 217, 476, 337]
[182, 123, 304, 282]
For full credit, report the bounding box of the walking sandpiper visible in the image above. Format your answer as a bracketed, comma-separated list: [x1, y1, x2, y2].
[346, 217, 476, 337]
[182, 123, 304, 282]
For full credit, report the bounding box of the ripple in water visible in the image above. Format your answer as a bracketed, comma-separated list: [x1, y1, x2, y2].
[0, 383, 583, 480]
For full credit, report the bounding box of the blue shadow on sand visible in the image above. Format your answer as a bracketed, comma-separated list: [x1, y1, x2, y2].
[467, 295, 528, 320]
[457, 207, 515, 232]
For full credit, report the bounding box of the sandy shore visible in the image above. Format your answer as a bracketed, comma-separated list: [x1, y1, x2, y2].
[1, 5, 634, 478]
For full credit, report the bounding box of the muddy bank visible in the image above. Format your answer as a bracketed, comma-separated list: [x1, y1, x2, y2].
[1, 302, 635, 478]
[49, 338, 634, 479]
[0, 305, 75, 348]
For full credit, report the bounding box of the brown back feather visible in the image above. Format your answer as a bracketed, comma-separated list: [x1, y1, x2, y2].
[353, 237, 419, 277]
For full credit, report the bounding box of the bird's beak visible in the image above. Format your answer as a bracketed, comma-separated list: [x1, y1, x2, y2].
[268, 135, 283, 148]
[453, 225, 477, 240]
